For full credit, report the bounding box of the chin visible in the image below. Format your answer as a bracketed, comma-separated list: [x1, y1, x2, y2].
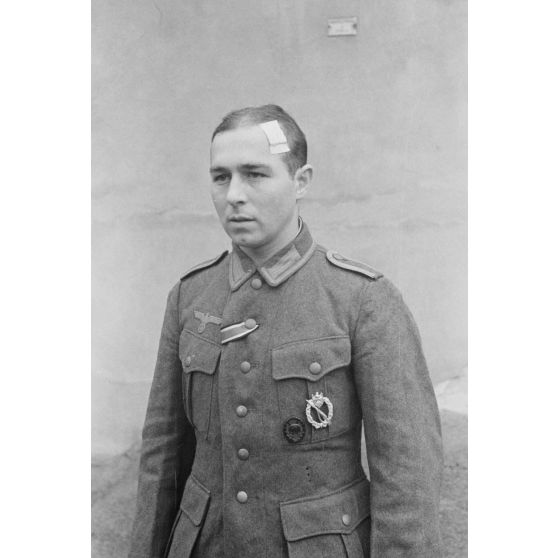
[228, 230, 259, 247]
[236, 238, 261, 249]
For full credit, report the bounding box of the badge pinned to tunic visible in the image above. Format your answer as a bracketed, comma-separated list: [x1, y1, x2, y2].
[305, 392, 333, 430]
[194, 310, 223, 334]
[220, 319, 259, 344]
[283, 417, 306, 444]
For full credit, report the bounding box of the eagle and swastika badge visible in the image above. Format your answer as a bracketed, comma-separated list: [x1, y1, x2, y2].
[194, 310, 223, 333]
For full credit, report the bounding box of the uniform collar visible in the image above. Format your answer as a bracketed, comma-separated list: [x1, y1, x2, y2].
[229, 219, 316, 291]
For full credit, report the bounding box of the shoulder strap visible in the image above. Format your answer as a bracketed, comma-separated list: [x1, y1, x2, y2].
[180, 250, 229, 281]
[326, 250, 383, 280]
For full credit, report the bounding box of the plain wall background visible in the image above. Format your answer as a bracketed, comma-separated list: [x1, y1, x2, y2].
[92, 0, 467, 455]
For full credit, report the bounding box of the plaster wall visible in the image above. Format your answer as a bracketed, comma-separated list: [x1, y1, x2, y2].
[92, 0, 467, 455]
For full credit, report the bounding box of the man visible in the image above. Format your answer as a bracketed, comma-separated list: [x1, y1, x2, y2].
[129, 104, 443, 558]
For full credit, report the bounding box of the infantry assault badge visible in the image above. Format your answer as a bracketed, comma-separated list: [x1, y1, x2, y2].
[305, 392, 333, 429]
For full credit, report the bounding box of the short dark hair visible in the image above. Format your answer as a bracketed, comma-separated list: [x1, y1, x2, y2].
[211, 104, 307, 176]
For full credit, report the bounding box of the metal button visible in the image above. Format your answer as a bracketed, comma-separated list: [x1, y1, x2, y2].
[342, 514, 351, 526]
[244, 318, 257, 329]
[250, 277, 262, 290]
[237, 448, 249, 460]
[240, 361, 251, 373]
[237, 491, 248, 503]
[185, 356, 192, 367]
[309, 362, 322, 375]
[236, 405, 248, 418]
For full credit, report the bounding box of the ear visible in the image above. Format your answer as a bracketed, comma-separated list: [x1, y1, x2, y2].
[293, 164, 313, 200]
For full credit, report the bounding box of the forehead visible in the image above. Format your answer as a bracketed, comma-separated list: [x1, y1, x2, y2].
[210, 125, 282, 168]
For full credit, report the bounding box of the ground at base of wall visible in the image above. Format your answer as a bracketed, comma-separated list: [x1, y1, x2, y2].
[92, 410, 467, 558]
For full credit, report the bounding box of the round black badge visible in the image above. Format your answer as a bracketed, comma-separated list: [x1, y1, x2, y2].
[283, 417, 306, 444]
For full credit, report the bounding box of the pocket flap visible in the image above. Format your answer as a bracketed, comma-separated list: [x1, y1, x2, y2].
[272, 336, 351, 382]
[280, 478, 370, 541]
[180, 476, 211, 526]
[180, 331, 221, 375]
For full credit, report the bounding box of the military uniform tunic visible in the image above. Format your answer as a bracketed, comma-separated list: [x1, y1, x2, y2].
[129, 222, 443, 558]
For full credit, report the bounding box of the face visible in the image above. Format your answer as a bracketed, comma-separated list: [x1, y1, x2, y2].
[210, 125, 311, 260]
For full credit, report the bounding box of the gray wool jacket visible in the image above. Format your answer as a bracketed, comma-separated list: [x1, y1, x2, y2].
[129, 222, 443, 558]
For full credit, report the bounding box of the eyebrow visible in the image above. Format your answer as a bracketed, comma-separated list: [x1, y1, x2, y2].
[209, 165, 228, 174]
[209, 163, 272, 174]
[240, 163, 272, 172]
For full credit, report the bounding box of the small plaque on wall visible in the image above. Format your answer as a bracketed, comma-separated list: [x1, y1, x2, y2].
[327, 17, 358, 37]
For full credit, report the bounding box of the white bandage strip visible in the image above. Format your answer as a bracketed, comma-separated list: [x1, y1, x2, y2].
[259, 120, 290, 154]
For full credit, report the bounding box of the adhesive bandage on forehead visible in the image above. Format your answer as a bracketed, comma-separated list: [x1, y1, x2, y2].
[259, 120, 290, 154]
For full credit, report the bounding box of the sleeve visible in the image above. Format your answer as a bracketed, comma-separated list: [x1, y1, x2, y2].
[128, 283, 196, 558]
[352, 278, 443, 557]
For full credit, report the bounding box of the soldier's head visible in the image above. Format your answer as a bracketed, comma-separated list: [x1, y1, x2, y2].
[209, 104, 313, 261]
[211, 104, 307, 177]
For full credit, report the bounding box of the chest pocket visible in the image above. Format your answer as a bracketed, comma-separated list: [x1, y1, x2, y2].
[179, 330, 221, 434]
[272, 336, 359, 444]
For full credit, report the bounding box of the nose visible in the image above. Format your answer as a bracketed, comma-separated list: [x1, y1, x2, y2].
[226, 174, 247, 206]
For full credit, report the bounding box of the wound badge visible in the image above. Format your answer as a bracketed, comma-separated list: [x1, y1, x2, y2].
[305, 392, 333, 430]
[283, 417, 306, 443]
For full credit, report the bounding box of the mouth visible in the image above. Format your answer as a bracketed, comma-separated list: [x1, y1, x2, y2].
[228, 215, 255, 223]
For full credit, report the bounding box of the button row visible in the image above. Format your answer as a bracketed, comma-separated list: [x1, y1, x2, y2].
[233, 290, 257, 506]
[236, 405, 248, 418]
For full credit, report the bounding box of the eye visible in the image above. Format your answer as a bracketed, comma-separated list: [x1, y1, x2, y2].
[212, 174, 230, 185]
[246, 171, 266, 179]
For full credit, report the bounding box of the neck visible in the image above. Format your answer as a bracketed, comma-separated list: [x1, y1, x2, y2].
[239, 215, 301, 266]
